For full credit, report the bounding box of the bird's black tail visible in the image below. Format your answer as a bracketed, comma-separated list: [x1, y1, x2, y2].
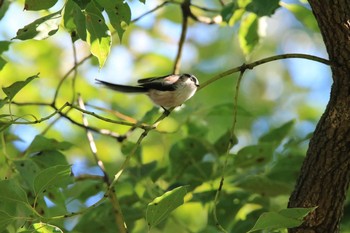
[96, 79, 148, 93]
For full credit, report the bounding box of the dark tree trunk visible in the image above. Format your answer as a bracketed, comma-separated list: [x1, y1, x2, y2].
[288, 1, 350, 233]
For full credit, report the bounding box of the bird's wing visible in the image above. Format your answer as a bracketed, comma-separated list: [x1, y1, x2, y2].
[96, 79, 148, 93]
[137, 74, 178, 91]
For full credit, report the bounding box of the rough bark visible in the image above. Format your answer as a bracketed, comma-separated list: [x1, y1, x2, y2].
[288, 1, 350, 233]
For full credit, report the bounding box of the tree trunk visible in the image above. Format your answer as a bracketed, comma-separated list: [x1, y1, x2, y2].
[288, 1, 350, 232]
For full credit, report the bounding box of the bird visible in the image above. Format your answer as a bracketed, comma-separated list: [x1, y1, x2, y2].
[96, 73, 199, 111]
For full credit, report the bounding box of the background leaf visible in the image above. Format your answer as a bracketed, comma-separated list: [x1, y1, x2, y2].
[2, 74, 39, 100]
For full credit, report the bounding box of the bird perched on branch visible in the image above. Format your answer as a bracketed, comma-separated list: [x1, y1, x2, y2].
[96, 74, 199, 111]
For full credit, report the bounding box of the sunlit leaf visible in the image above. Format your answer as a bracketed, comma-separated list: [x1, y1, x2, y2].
[96, 0, 131, 40]
[13, 11, 61, 40]
[238, 13, 259, 55]
[2, 74, 39, 100]
[24, 0, 59, 11]
[33, 165, 72, 196]
[146, 186, 187, 228]
[33, 222, 63, 233]
[248, 207, 316, 232]
[85, 1, 111, 68]
[245, 0, 280, 16]
[281, 3, 319, 32]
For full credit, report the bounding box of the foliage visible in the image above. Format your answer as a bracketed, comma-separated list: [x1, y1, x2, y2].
[0, 0, 332, 232]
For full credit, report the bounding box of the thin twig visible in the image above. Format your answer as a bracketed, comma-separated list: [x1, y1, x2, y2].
[199, 53, 331, 90]
[173, 0, 191, 74]
[213, 70, 243, 233]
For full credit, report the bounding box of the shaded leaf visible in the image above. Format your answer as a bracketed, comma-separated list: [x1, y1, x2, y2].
[96, 0, 131, 40]
[0, 0, 10, 20]
[0, 211, 14, 230]
[221, 2, 238, 23]
[259, 120, 295, 143]
[85, 1, 111, 68]
[62, 0, 85, 41]
[0, 179, 28, 204]
[169, 137, 208, 176]
[239, 13, 259, 55]
[214, 130, 238, 155]
[33, 165, 72, 196]
[146, 186, 187, 228]
[234, 144, 275, 168]
[13, 11, 61, 40]
[13, 159, 41, 189]
[246, 0, 280, 16]
[24, 0, 59, 11]
[2, 74, 39, 100]
[0, 41, 11, 54]
[31, 150, 69, 168]
[27, 135, 72, 153]
[248, 207, 316, 232]
[0, 57, 6, 70]
[235, 175, 292, 196]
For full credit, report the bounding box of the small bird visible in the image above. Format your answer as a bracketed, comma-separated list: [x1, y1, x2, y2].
[96, 74, 199, 110]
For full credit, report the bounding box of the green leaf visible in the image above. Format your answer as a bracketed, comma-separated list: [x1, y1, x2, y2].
[248, 207, 316, 232]
[238, 13, 259, 55]
[13, 159, 41, 188]
[234, 144, 275, 168]
[33, 222, 63, 233]
[235, 175, 292, 196]
[146, 186, 187, 228]
[24, 0, 59, 11]
[31, 150, 69, 168]
[214, 130, 238, 155]
[96, 0, 131, 40]
[169, 138, 208, 176]
[0, 41, 11, 54]
[281, 3, 319, 32]
[85, 1, 111, 68]
[0, 179, 28, 205]
[27, 135, 72, 153]
[259, 120, 295, 143]
[13, 11, 61, 40]
[33, 165, 72, 196]
[221, 2, 238, 23]
[245, 0, 280, 16]
[2, 73, 39, 100]
[0, 211, 14, 230]
[0, 56, 6, 70]
[0, 0, 10, 20]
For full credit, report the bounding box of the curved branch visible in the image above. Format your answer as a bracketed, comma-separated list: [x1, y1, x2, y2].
[199, 53, 331, 90]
